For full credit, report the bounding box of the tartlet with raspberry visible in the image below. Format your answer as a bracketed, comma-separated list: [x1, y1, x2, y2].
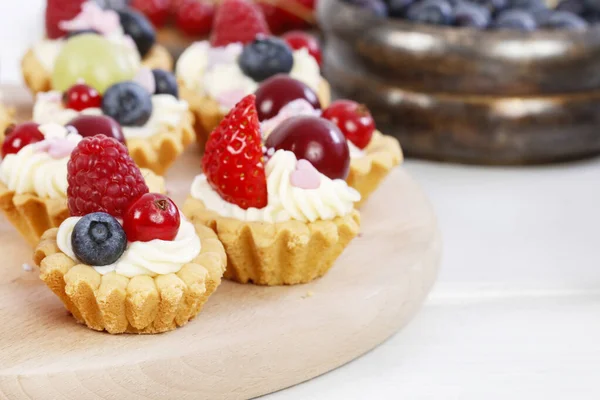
[183, 95, 360, 286]
[32, 69, 195, 175]
[34, 135, 226, 334]
[260, 91, 403, 207]
[175, 0, 329, 151]
[0, 122, 164, 247]
[22, 1, 173, 94]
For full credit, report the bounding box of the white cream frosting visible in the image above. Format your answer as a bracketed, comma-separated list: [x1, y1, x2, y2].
[57, 215, 201, 277]
[191, 149, 360, 223]
[348, 140, 366, 159]
[176, 41, 322, 112]
[0, 124, 82, 198]
[33, 91, 188, 139]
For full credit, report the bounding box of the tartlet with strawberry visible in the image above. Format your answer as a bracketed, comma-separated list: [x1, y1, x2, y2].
[0, 121, 164, 247]
[257, 80, 403, 207]
[34, 135, 226, 334]
[32, 68, 195, 175]
[176, 0, 329, 151]
[22, 1, 172, 94]
[183, 95, 360, 286]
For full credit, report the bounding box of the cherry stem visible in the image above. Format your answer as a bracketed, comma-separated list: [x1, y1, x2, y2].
[154, 199, 169, 211]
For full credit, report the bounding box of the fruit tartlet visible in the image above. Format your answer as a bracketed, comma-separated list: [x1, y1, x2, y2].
[183, 95, 360, 286]
[22, 1, 172, 94]
[176, 0, 329, 151]
[0, 122, 163, 247]
[34, 135, 226, 334]
[32, 69, 195, 175]
[258, 83, 403, 207]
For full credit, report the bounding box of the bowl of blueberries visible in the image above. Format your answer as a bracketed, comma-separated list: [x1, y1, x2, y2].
[318, 0, 600, 164]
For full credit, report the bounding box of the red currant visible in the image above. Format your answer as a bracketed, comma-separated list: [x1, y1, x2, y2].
[322, 100, 375, 149]
[63, 83, 102, 112]
[1, 123, 44, 158]
[175, 0, 215, 36]
[131, 0, 171, 28]
[266, 116, 350, 180]
[67, 115, 126, 145]
[123, 193, 181, 242]
[282, 30, 322, 66]
[255, 74, 321, 121]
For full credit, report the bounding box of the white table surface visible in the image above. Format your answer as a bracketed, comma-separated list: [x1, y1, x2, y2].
[2, 4, 600, 399]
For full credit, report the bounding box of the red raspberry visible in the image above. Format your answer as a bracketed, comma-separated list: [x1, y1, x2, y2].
[176, 0, 215, 36]
[45, 0, 86, 39]
[67, 135, 149, 218]
[210, 0, 270, 47]
[202, 94, 268, 210]
[131, 0, 171, 28]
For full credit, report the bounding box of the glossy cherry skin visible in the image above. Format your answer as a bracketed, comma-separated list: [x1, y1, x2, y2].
[1, 123, 44, 158]
[322, 100, 375, 149]
[254, 74, 321, 121]
[63, 83, 103, 111]
[282, 31, 322, 66]
[123, 193, 181, 242]
[67, 115, 126, 145]
[266, 116, 350, 180]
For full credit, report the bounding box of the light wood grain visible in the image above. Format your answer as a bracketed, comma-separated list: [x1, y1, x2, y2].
[0, 86, 441, 400]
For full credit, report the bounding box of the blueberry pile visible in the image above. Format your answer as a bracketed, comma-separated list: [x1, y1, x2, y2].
[343, 0, 596, 30]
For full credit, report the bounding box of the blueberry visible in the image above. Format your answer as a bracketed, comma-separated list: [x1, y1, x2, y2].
[239, 37, 294, 82]
[117, 9, 156, 58]
[71, 213, 127, 266]
[493, 9, 537, 30]
[556, 0, 587, 15]
[509, 0, 546, 11]
[342, 0, 389, 16]
[454, 1, 491, 27]
[386, 0, 416, 17]
[66, 29, 100, 39]
[151, 69, 179, 98]
[102, 82, 153, 127]
[540, 10, 588, 28]
[406, 0, 455, 25]
[470, 0, 508, 13]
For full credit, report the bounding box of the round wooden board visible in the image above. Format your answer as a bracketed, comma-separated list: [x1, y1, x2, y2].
[0, 86, 441, 400]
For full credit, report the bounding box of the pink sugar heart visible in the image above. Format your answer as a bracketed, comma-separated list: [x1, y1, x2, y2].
[59, 2, 120, 37]
[36, 139, 78, 159]
[290, 159, 321, 190]
[133, 68, 156, 94]
[217, 89, 246, 110]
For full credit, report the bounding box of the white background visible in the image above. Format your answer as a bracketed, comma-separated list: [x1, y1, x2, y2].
[1, 2, 600, 399]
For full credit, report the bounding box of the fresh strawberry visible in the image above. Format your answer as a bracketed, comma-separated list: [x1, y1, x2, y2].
[176, 0, 215, 36]
[202, 94, 268, 210]
[45, 0, 86, 39]
[210, 0, 270, 47]
[258, 0, 315, 34]
[131, 0, 172, 28]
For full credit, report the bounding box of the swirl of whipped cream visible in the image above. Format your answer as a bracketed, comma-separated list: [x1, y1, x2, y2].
[191, 150, 360, 223]
[33, 92, 188, 140]
[56, 215, 202, 277]
[0, 124, 82, 198]
[176, 41, 322, 111]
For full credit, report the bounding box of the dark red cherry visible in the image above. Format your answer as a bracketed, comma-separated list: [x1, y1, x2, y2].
[1, 123, 44, 158]
[66, 115, 126, 145]
[266, 116, 350, 180]
[254, 74, 321, 121]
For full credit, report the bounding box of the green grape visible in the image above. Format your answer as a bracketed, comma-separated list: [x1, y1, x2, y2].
[52, 34, 140, 94]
